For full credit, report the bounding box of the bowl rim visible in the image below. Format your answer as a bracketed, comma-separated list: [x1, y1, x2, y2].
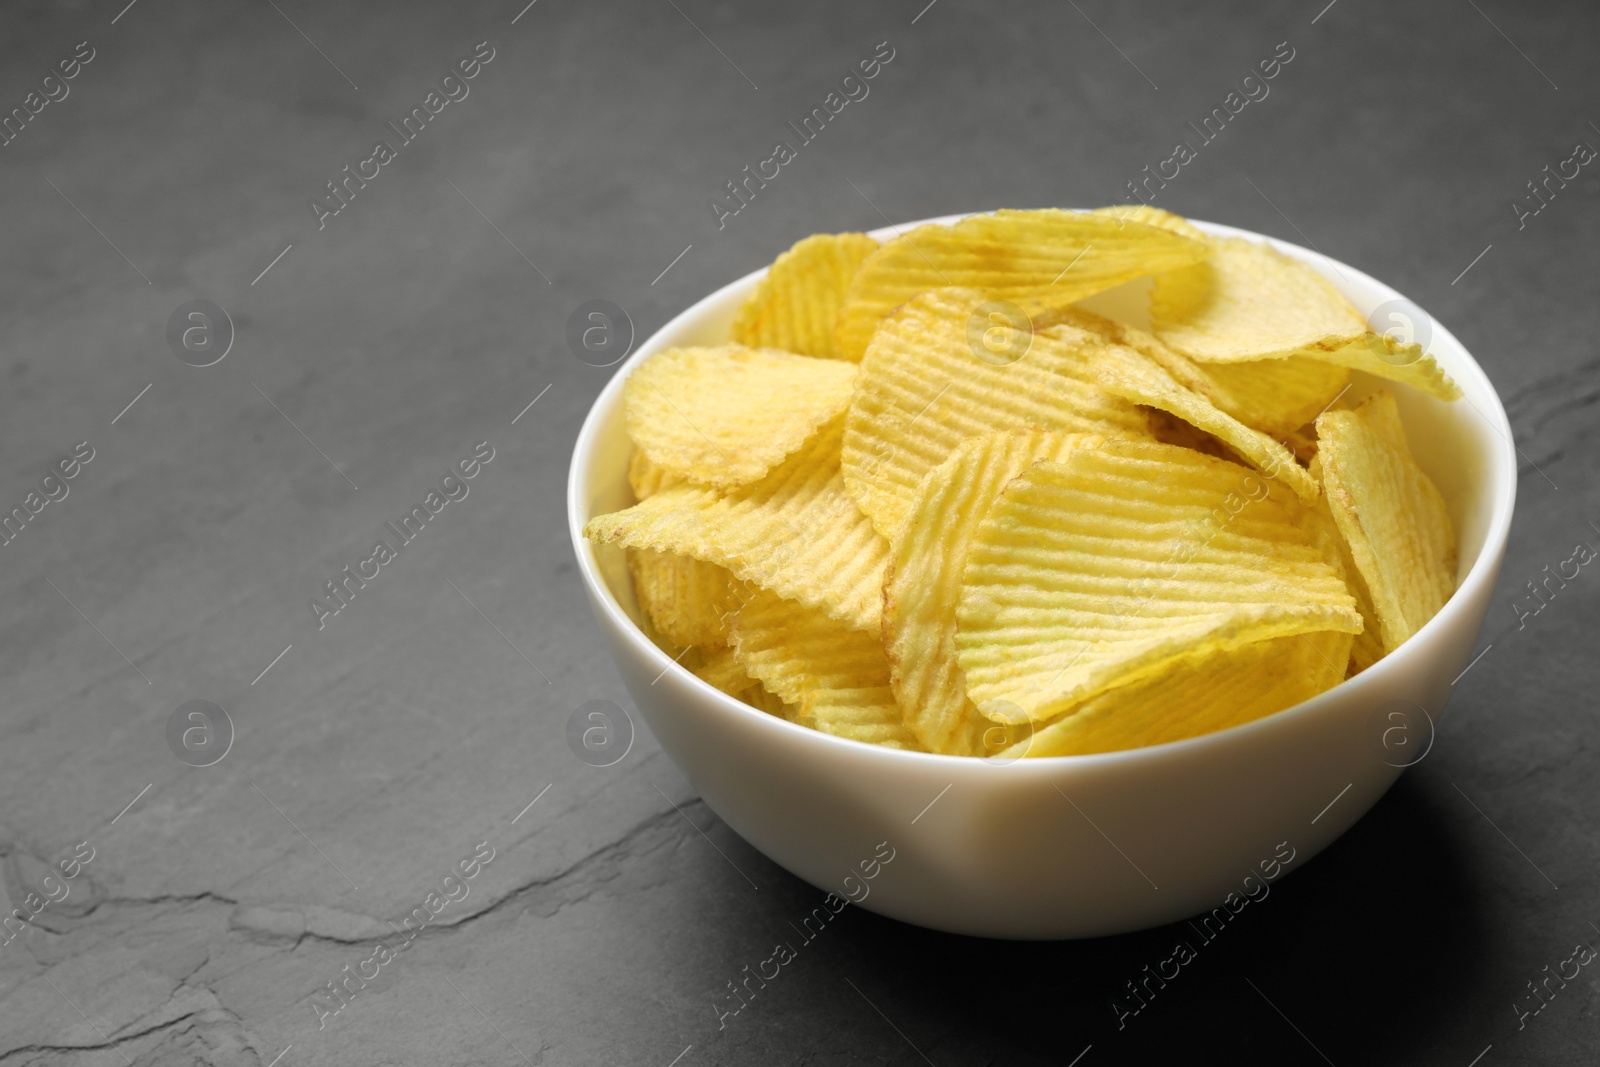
[566, 210, 1518, 769]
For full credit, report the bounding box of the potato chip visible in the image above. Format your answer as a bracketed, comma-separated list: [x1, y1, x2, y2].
[1009, 303, 1350, 438]
[728, 585, 878, 705]
[1144, 408, 1232, 459]
[1312, 483, 1385, 676]
[627, 548, 737, 648]
[730, 587, 920, 749]
[955, 439, 1362, 723]
[798, 692, 922, 750]
[741, 681, 799, 719]
[841, 287, 1152, 538]
[586, 418, 888, 633]
[1150, 236, 1460, 400]
[684, 643, 758, 700]
[1151, 237, 1360, 358]
[628, 448, 682, 501]
[1344, 386, 1408, 450]
[885, 431, 1104, 755]
[1002, 630, 1352, 758]
[1092, 203, 1208, 241]
[1283, 426, 1319, 466]
[1305, 456, 1384, 676]
[1315, 391, 1456, 652]
[625, 345, 857, 488]
[834, 209, 1208, 360]
[730, 232, 880, 359]
[1197, 358, 1350, 437]
[1096, 320, 1220, 393]
[1083, 343, 1318, 501]
[682, 644, 798, 716]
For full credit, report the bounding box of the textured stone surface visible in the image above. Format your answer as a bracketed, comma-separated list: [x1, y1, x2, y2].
[0, 0, 1595, 1064]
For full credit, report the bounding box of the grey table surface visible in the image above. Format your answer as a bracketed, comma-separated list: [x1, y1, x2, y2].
[0, 0, 1596, 1064]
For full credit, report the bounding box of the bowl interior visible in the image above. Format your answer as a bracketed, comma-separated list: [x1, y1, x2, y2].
[568, 213, 1516, 752]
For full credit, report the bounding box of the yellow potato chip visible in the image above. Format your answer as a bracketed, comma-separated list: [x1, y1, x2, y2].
[955, 439, 1362, 723]
[1084, 343, 1318, 501]
[1007, 304, 1350, 438]
[627, 548, 737, 648]
[885, 431, 1103, 755]
[740, 681, 799, 719]
[728, 585, 877, 704]
[1143, 408, 1232, 459]
[1150, 236, 1460, 400]
[585, 419, 889, 633]
[1152, 237, 1361, 357]
[834, 209, 1207, 360]
[1092, 203, 1208, 241]
[1344, 386, 1408, 450]
[841, 287, 1152, 538]
[1305, 455, 1384, 676]
[1315, 391, 1456, 652]
[628, 448, 683, 501]
[730, 587, 920, 749]
[681, 644, 798, 718]
[625, 345, 857, 488]
[730, 232, 880, 360]
[686, 643, 756, 696]
[1283, 425, 1319, 466]
[1198, 358, 1350, 437]
[1002, 630, 1352, 758]
[799, 692, 923, 750]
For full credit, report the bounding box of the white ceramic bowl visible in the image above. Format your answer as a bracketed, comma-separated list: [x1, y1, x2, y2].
[566, 214, 1516, 939]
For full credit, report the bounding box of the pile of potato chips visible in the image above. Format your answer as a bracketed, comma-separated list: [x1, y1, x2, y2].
[584, 206, 1461, 757]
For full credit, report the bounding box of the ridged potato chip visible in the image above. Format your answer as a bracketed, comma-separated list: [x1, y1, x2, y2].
[742, 681, 799, 719]
[586, 419, 888, 633]
[1002, 630, 1352, 758]
[730, 587, 920, 749]
[1011, 302, 1350, 438]
[1084, 343, 1318, 501]
[841, 287, 1151, 538]
[1199, 358, 1350, 437]
[834, 209, 1207, 361]
[1283, 425, 1320, 466]
[1145, 408, 1234, 460]
[628, 448, 682, 501]
[1151, 236, 1460, 400]
[684, 644, 799, 717]
[956, 439, 1362, 723]
[1092, 203, 1208, 241]
[687, 643, 757, 695]
[885, 431, 1104, 755]
[799, 691, 922, 750]
[625, 346, 857, 488]
[627, 548, 737, 648]
[730, 232, 880, 359]
[1311, 456, 1386, 676]
[1316, 391, 1456, 652]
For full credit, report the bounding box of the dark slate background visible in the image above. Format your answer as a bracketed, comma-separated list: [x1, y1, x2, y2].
[0, 1, 1594, 1064]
